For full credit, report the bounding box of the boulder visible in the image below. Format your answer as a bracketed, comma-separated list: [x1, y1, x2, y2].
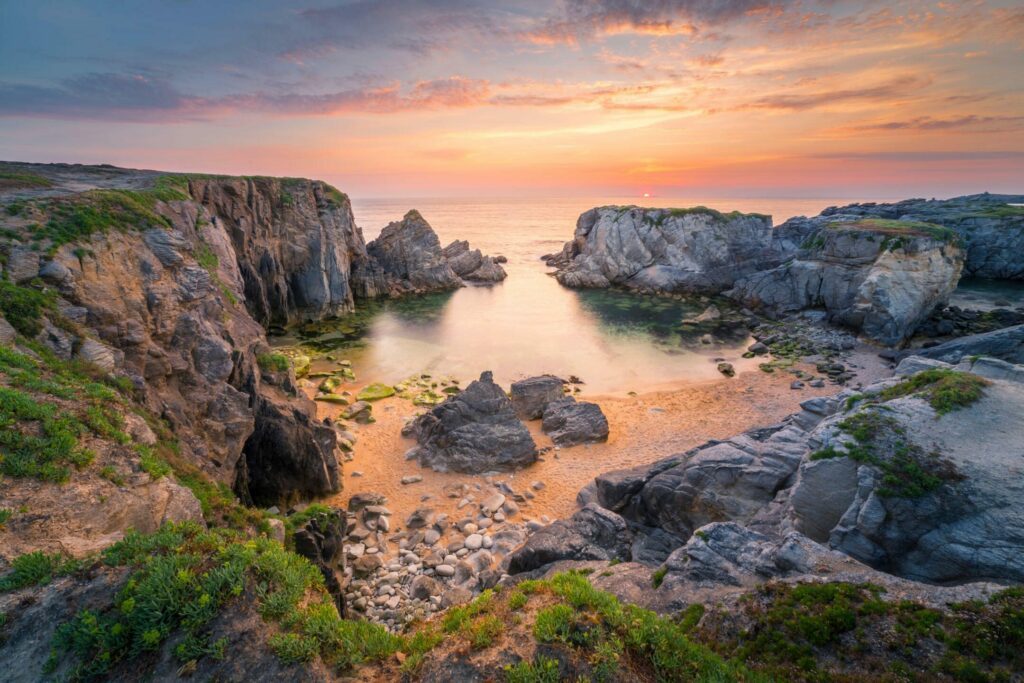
[443, 239, 508, 282]
[292, 509, 346, 613]
[551, 205, 774, 293]
[403, 371, 536, 473]
[541, 397, 609, 446]
[728, 221, 964, 346]
[908, 324, 1024, 365]
[506, 503, 633, 574]
[510, 374, 565, 420]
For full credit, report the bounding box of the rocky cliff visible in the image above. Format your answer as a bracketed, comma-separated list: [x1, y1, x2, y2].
[547, 205, 774, 293]
[727, 219, 964, 346]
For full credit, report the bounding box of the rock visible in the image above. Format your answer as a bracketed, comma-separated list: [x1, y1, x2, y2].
[356, 383, 396, 401]
[551, 206, 774, 293]
[507, 503, 633, 574]
[717, 362, 735, 377]
[348, 492, 386, 512]
[510, 374, 565, 420]
[405, 508, 436, 529]
[435, 564, 455, 577]
[292, 509, 347, 612]
[401, 475, 423, 485]
[748, 341, 769, 355]
[353, 554, 384, 576]
[410, 575, 442, 601]
[441, 586, 473, 607]
[541, 397, 609, 446]
[464, 533, 483, 551]
[342, 401, 373, 423]
[443, 239, 507, 282]
[76, 338, 118, 371]
[365, 210, 462, 294]
[424, 529, 441, 545]
[403, 371, 537, 473]
[480, 493, 506, 514]
[908, 324, 1024, 365]
[5, 245, 40, 283]
[0, 315, 16, 344]
[728, 221, 964, 346]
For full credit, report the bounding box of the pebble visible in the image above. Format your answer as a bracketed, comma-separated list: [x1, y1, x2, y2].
[464, 533, 483, 550]
[401, 475, 423, 485]
[351, 471, 363, 477]
[435, 564, 455, 577]
[424, 529, 441, 545]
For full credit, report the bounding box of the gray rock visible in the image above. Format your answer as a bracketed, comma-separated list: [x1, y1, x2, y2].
[76, 338, 118, 371]
[348, 492, 386, 512]
[5, 245, 40, 283]
[908, 324, 1024, 365]
[403, 371, 537, 473]
[551, 206, 774, 293]
[365, 210, 462, 294]
[405, 508, 435, 529]
[506, 503, 632, 574]
[0, 315, 17, 344]
[541, 397, 609, 446]
[143, 228, 188, 267]
[410, 575, 442, 601]
[443, 239, 507, 282]
[510, 374, 565, 420]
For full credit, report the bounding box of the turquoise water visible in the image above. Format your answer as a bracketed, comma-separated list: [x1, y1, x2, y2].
[279, 197, 883, 394]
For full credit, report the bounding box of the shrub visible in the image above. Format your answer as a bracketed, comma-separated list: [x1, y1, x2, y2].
[504, 655, 561, 683]
[0, 551, 78, 591]
[880, 369, 989, 415]
[0, 280, 53, 337]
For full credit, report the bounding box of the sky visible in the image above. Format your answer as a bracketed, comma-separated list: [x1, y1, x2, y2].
[0, 0, 1022, 198]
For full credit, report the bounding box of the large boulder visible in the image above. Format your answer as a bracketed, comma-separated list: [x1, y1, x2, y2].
[365, 210, 462, 295]
[550, 205, 774, 293]
[908, 323, 1024, 365]
[510, 374, 565, 419]
[403, 371, 537, 473]
[541, 396, 609, 446]
[728, 219, 964, 346]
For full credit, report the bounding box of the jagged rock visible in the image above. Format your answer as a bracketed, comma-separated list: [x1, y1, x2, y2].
[728, 222, 964, 346]
[365, 210, 462, 295]
[5, 245, 40, 283]
[292, 509, 347, 613]
[550, 206, 774, 293]
[348, 492, 386, 512]
[403, 371, 536, 473]
[541, 397, 609, 446]
[442, 239, 507, 282]
[0, 315, 16, 344]
[76, 337, 119, 371]
[506, 503, 632, 574]
[510, 374, 565, 420]
[410, 575, 442, 600]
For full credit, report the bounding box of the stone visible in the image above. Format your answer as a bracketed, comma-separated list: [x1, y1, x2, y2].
[405, 508, 435, 529]
[464, 533, 483, 550]
[401, 475, 423, 485]
[6, 245, 40, 283]
[342, 401, 373, 423]
[507, 503, 633, 574]
[410, 575, 442, 601]
[443, 239, 508, 283]
[717, 362, 735, 378]
[403, 371, 537, 473]
[356, 383, 396, 401]
[435, 564, 455, 577]
[353, 553, 384, 576]
[549, 206, 774, 293]
[348, 492, 386, 512]
[541, 397, 609, 446]
[365, 210, 462, 294]
[480, 493, 506, 514]
[510, 375, 566, 420]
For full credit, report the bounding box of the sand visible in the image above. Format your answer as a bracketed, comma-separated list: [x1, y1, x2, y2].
[309, 348, 889, 526]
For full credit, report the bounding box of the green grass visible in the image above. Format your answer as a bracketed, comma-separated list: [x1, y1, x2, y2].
[504, 655, 562, 682]
[0, 550, 79, 591]
[880, 368, 989, 415]
[976, 204, 1024, 219]
[0, 170, 53, 189]
[0, 280, 54, 337]
[652, 566, 668, 588]
[826, 218, 958, 245]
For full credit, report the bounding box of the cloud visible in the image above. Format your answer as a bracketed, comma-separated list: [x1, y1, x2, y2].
[0, 73, 195, 121]
[521, 0, 786, 44]
[850, 115, 1024, 133]
[743, 75, 930, 111]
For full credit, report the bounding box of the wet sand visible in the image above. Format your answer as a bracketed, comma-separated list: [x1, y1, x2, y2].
[311, 348, 889, 525]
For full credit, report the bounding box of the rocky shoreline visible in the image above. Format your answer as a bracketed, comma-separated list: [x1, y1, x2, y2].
[2, 161, 1023, 681]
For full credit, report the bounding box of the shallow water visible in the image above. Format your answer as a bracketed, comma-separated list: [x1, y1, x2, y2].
[950, 278, 1024, 311]
[278, 196, 883, 393]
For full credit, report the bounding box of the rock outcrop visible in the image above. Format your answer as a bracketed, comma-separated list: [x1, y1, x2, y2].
[403, 371, 537, 473]
[908, 323, 1024, 365]
[442, 239, 507, 282]
[510, 374, 565, 420]
[727, 220, 964, 346]
[364, 210, 463, 295]
[548, 206, 774, 293]
[513, 355, 1024, 587]
[816, 193, 1024, 279]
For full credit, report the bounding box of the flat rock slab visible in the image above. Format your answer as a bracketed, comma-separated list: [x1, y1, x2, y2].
[541, 397, 609, 446]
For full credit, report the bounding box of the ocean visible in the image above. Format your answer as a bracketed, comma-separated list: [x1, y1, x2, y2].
[286, 197, 885, 394]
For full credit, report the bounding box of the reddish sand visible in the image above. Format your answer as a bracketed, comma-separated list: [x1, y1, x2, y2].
[309, 350, 888, 525]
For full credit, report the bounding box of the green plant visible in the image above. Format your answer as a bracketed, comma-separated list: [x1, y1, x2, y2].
[0, 550, 79, 591]
[652, 566, 668, 588]
[256, 353, 289, 372]
[504, 655, 561, 683]
[0, 280, 54, 337]
[0, 508, 12, 527]
[880, 368, 989, 415]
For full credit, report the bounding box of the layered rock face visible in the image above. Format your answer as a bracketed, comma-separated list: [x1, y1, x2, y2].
[364, 210, 463, 295]
[510, 355, 1024, 588]
[403, 371, 537, 473]
[442, 239, 507, 282]
[549, 206, 774, 293]
[727, 221, 964, 346]
[816, 194, 1024, 279]
[0, 165, 344, 508]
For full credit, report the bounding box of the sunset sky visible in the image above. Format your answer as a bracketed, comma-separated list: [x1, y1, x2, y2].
[1, 1, 1022, 198]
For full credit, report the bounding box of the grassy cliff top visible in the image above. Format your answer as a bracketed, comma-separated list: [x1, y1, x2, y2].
[826, 218, 958, 243]
[599, 204, 772, 222]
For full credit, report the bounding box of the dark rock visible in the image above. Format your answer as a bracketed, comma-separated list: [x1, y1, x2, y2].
[506, 503, 633, 574]
[404, 371, 536, 473]
[510, 374, 565, 420]
[292, 509, 347, 614]
[365, 210, 462, 294]
[541, 397, 609, 446]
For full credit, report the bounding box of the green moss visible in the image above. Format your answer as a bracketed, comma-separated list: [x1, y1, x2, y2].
[976, 204, 1024, 219]
[256, 353, 289, 372]
[323, 184, 349, 207]
[356, 382, 396, 401]
[880, 368, 989, 415]
[665, 206, 769, 221]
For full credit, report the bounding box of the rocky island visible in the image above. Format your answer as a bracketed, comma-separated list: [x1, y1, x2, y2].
[1, 162, 1023, 682]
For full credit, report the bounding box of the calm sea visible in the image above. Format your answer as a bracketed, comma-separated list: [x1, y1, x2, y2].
[289, 197, 885, 394]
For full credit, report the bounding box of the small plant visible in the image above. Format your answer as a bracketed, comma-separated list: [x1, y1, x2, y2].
[0, 550, 78, 591]
[504, 655, 561, 683]
[652, 566, 668, 588]
[880, 368, 989, 415]
[257, 353, 289, 372]
[0, 280, 54, 337]
[0, 508, 12, 527]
